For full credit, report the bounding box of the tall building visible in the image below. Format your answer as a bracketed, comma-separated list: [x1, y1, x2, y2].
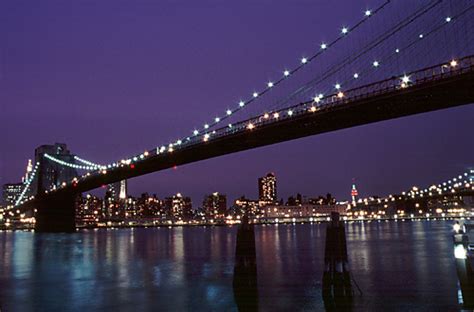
[164, 193, 192, 221]
[258, 172, 277, 204]
[32, 143, 78, 193]
[203, 192, 227, 219]
[2, 183, 23, 206]
[107, 180, 127, 201]
[351, 180, 358, 206]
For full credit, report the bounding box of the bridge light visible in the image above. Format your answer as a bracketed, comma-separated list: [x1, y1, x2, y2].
[253, 92, 259, 98]
[177, 140, 182, 145]
[341, 27, 348, 34]
[353, 73, 359, 79]
[318, 93, 324, 99]
[337, 91, 344, 98]
[228, 124, 232, 128]
[226, 109, 232, 115]
[263, 113, 269, 119]
[287, 110, 293, 116]
[267, 82, 274, 88]
[273, 112, 279, 119]
[313, 96, 321, 103]
[446, 17, 452, 22]
[310, 106, 317, 112]
[247, 123, 254, 130]
[283, 70, 290, 77]
[239, 100, 245, 107]
[204, 124, 209, 129]
[193, 130, 199, 135]
[335, 83, 341, 90]
[301, 57, 308, 64]
[365, 10, 372, 16]
[450, 59, 458, 67]
[395, 48, 400, 53]
[215, 117, 220, 122]
[402, 75, 410, 84]
[321, 43, 327, 50]
[373, 61, 380, 67]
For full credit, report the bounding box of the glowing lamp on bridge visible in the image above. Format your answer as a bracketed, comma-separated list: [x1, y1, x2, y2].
[373, 61, 380, 67]
[193, 130, 199, 135]
[273, 112, 279, 119]
[337, 92, 344, 98]
[341, 27, 348, 34]
[247, 123, 255, 130]
[321, 43, 327, 50]
[263, 113, 269, 119]
[253, 92, 259, 98]
[301, 57, 308, 64]
[335, 83, 341, 90]
[353, 73, 359, 79]
[267, 82, 274, 88]
[203, 134, 210, 142]
[204, 124, 209, 129]
[450, 60, 458, 67]
[144, 151, 149, 156]
[215, 117, 220, 123]
[446, 16, 452, 23]
[284, 70, 290, 77]
[365, 10, 372, 16]
[287, 110, 293, 116]
[226, 110, 232, 116]
[310, 106, 317, 112]
[313, 96, 321, 103]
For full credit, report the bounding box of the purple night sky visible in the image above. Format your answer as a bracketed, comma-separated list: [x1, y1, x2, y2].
[1, 0, 473, 205]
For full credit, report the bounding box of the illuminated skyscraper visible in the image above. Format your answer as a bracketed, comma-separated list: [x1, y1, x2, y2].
[351, 180, 358, 206]
[203, 192, 227, 219]
[258, 173, 277, 204]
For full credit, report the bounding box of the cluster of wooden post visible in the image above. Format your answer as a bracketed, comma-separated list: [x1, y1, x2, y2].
[233, 215, 259, 311]
[322, 212, 352, 309]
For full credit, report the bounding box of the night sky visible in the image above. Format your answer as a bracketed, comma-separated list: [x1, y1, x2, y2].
[1, 0, 473, 205]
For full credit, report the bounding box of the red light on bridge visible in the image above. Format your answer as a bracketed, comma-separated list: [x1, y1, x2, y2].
[173, 165, 178, 170]
[130, 164, 135, 169]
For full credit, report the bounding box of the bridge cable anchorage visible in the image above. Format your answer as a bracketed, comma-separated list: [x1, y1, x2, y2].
[123, 0, 392, 166]
[14, 162, 40, 207]
[292, 2, 474, 116]
[269, 0, 444, 112]
[44, 153, 104, 171]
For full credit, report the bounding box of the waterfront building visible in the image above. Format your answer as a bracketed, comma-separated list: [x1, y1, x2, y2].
[2, 183, 23, 207]
[262, 204, 347, 219]
[258, 172, 277, 205]
[76, 194, 104, 225]
[203, 192, 227, 220]
[233, 196, 259, 216]
[164, 193, 193, 221]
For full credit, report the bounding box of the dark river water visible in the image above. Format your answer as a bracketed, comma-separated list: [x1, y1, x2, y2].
[0, 220, 471, 311]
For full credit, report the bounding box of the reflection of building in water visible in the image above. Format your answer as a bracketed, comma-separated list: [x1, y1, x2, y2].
[454, 252, 474, 309]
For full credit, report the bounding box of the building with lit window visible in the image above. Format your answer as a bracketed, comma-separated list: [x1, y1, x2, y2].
[203, 192, 227, 220]
[2, 183, 23, 206]
[164, 193, 193, 221]
[262, 204, 348, 219]
[232, 196, 259, 216]
[258, 172, 277, 205]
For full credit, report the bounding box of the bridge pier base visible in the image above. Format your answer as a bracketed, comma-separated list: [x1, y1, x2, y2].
[322, 212, 352, 311]
[233, 215, 258, 311]
[35, 192, 77, 233]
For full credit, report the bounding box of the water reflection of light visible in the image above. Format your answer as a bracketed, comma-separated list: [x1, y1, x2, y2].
[454, 244, 467, 259]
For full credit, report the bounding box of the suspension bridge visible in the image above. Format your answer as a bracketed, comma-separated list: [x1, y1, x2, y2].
[5, 0, 474, 232]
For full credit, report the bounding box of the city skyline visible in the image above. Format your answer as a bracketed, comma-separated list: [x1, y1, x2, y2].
[2, 0, 473, 206]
